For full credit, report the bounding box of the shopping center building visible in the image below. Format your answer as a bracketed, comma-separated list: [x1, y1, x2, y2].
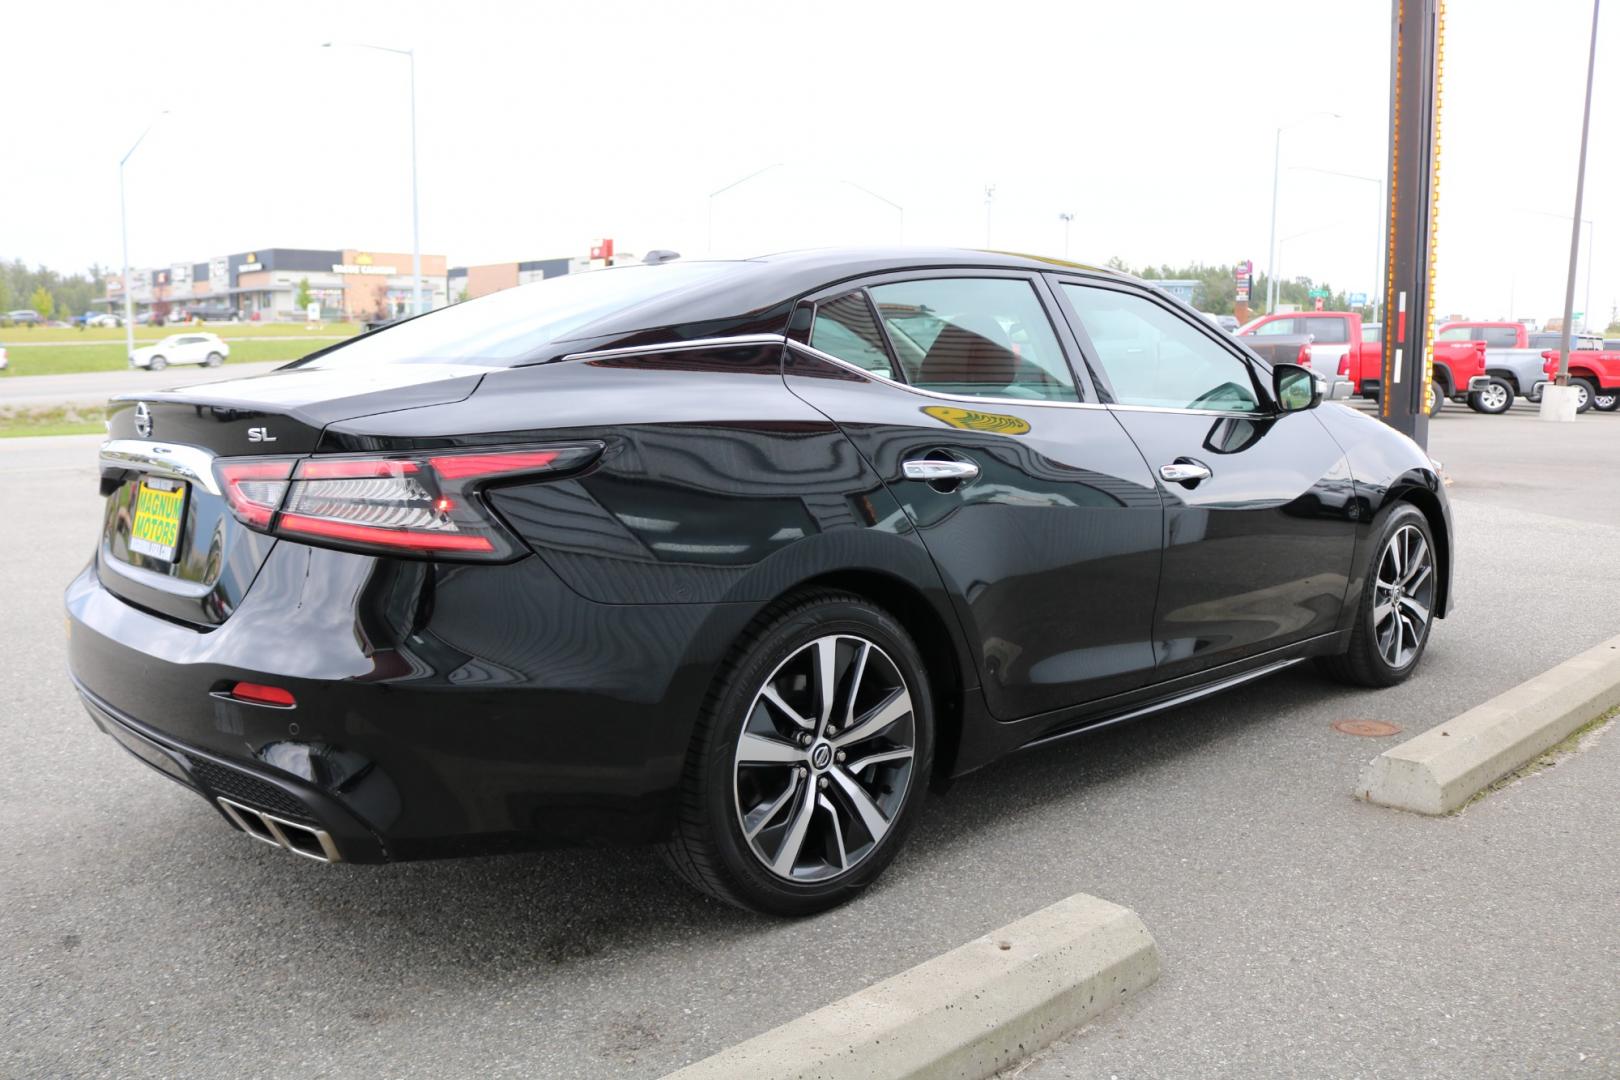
[104, 248, 449, 321]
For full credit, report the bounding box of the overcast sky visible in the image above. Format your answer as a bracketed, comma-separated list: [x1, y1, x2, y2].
[2, 0, 1614, 324]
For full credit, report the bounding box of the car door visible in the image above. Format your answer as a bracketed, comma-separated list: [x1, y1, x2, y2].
[1053, 277, 1358, 682]
[783, 271, 1164, 721]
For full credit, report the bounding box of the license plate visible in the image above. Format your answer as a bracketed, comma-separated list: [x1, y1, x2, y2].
[129, 476, 187, 562]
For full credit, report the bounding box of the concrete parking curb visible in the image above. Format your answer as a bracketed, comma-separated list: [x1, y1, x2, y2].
[660, 893, 1159, 1080]
[1359, 632, 1620, 814]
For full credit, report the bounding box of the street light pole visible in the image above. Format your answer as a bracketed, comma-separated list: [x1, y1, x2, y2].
[707, 163, 784, 255]
[119, 110, 167, 364]
[984, 185, 996, 247]
[323, 42, 422, 314]
[1549, 0, 1601, 407]
[1059, 212, 1075, 259]
[1266, 112, 1341, 314]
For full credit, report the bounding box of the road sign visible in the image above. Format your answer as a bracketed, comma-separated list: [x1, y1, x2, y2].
[1348, 292, 1368, 306]
[1308, 287, 1329, 299]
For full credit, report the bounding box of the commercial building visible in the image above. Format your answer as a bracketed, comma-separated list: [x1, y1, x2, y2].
[448, 257, 573, 302]
[105, 247, 449, 321]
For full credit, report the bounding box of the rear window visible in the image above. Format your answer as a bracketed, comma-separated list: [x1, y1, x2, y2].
[1302, 317, 1349, 344]
[290, 263, 744, 369]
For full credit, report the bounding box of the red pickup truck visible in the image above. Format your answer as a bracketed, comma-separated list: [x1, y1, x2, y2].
[1239, 310, 1488, 414]
[1541, 347, 1620, 412]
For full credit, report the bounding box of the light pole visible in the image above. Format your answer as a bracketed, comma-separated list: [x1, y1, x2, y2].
[120, 110, 168, 365]
[1290, 165, 1383, 321]
[841, 179, 904, 243]
[1549, 0, 1601, 410]
[1059, 212, 1075, 259]
[1266, 112, 1341, 313]
[707, 163, 784, 255]
[983, 185, 996, 247]
[323, 42, 422, 315]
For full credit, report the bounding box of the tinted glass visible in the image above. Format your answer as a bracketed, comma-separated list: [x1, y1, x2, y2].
[1252, 318, 1299, 336]
[1436, 326, 1469, 340]
[811, 292, 895, 378]
[1479, 326, 1519, 348]
[1362, 324, 1383, 343]
[291, 263, 741, 369]
[1302, 317, 1349, 344]
[1063, 284, 1260, 412]
[868, 278, 1075, 401]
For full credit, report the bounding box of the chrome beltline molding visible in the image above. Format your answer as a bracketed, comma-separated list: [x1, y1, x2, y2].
[559, 333, 789, 363]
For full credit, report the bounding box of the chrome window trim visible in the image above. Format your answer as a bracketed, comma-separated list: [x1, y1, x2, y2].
[1107, 403, 1274, 419]
[100, 438, 222, 496]
[785, 339, 1108, 412]
[559, 333, 789, 362]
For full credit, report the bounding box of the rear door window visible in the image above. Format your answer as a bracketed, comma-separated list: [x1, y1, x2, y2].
[867, 278, 1077, 402]
[1480, 326, 1520, 348]
[1252, 318, 1300, 336]
[1303, 317, 1349, 344]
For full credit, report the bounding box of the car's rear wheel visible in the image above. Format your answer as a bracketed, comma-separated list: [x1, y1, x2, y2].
[1574, 378, 1597, 413]
[663, 592, 933, 916]
[205, 351, 223, 367]
[1317, 504, 1437, 688]
[148, 355, 167, 371]
[1467, 378, 1513, 414]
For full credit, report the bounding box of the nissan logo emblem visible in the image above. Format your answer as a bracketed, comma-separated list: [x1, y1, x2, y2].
[133, 402, 153, 439]
[810, 743, 833, 770]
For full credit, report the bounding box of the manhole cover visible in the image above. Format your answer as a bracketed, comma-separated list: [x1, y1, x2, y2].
[1332, 719, 1404, 737]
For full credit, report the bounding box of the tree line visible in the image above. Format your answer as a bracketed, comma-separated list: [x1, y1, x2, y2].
[1103, 257, 1359, 317]
[0, 259, 107, 322]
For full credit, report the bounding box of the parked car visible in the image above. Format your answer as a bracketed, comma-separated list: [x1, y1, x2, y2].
[0, 342, 8, 372]
[1436, 322, 1600, 411]
[86, 313, 124, 328]
[180, 304, 237, 323]
[69, 250, 1453, 915]
[1199, 311, 1239, 333]
[1541, 345, 1620, 412]
[127, 332, 230, 371]
[5, 309, 42, 326]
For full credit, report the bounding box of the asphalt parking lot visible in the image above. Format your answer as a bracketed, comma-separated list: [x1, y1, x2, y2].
[3, 405, 1617, 1079]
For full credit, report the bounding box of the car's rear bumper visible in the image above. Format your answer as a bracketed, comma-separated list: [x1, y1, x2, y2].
[65, 546, 753, 861]
[1466, 375, 1493, 392]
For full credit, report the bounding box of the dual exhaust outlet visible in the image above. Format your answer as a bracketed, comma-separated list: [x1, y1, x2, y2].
[217, 796, 342, 863]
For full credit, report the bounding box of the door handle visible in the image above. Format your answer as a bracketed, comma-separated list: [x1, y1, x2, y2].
[902, 459, 980, 483]
[1159, 461, 1212, 485]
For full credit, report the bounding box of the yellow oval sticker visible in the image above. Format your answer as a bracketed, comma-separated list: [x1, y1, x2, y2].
[921, 405, 1031, 435]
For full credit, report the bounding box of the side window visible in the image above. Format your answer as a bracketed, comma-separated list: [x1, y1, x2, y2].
[811, 292, 896, 378]
[866, 278, 1075, 401]
[1436, 326, 1470, 341]
[1481, 326, 1519, 348]
[1362, 324, 1383, 344]
[1062, 284, 1261, 413]
[1253, 318, 1299, 335]
[1305, 317, 1349, 344]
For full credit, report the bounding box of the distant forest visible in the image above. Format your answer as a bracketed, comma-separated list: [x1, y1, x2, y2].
[0, 259, 107, 320]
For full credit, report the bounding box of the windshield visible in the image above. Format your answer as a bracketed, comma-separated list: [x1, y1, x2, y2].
[290, 262, 743, 370]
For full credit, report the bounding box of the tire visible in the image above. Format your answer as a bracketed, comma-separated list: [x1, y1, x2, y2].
[148, 356, 167, 371]
[662, 591, 934, 916]
[1425, 380, 1444, 415]
[1316, 503, 1438, 688]
[1574, 378, 1596, 413]
[205, 352, 223, 367]
[1466, 378, 1514, 414]
[1594, 391, 1619, 412]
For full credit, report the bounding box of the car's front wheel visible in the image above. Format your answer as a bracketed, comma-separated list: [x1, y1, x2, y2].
[1317, 503, 1438, 688]
[205, 351, 223, 367]
[664, 592, 933, 916]
[147, 355, 167, 371]
[1426, 381, 1444, 415]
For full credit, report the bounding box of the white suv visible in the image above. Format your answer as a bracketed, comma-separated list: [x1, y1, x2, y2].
[129, 333, 230, 371]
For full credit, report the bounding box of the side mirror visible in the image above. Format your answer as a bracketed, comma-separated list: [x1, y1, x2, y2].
[1273, 363, 1321, 412]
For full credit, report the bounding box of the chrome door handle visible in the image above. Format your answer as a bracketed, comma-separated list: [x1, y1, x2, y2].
[1159, 461, 1212, 484]
[902, 459, 980, 482]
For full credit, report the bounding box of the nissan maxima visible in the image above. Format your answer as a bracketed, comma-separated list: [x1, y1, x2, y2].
[66, 249, 1452, 915]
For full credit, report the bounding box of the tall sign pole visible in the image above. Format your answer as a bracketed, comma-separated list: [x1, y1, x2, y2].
[1380, 0, 1445, 447]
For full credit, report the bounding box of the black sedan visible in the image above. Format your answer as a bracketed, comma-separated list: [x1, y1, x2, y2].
[66, 249, 1452, 915]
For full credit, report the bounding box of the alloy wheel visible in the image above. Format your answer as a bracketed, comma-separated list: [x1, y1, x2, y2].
[1373, 524, 1435, 669]
[733, 634, 916, 882]
[1479, 382, 1509, 411]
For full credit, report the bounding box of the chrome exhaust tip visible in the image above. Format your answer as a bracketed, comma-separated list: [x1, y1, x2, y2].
[217, 796, 342, 863]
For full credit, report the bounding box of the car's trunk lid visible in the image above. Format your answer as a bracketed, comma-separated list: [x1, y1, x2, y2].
[97, 363, 488, 627]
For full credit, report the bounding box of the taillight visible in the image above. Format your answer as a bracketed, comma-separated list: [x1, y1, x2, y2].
[1297, 343, 1312, 367]
[229, 682, 296, 707]
[1338, 353, 1350, 376]
[1474, 341, 1487, 372]
[213, 444, 602, 560]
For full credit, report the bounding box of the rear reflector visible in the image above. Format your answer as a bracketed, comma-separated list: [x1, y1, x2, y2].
[214, 442, 603, 561]
[230, 682, 296, 707]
